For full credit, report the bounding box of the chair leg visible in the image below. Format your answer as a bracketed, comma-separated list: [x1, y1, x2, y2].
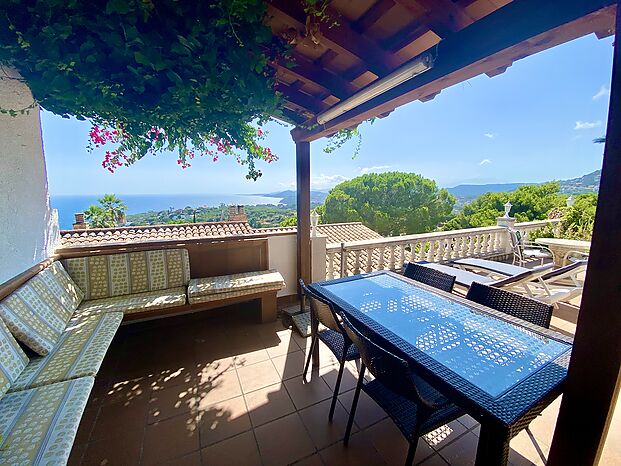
[344, 364, 366, 446]
[328, 357, 346, 422]
[405, 440, 418, 466]
[302, 334, 317, 383]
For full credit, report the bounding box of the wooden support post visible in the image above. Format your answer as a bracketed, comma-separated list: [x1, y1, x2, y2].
[296, 140, 311, 292]
[548, 5, 621, 464]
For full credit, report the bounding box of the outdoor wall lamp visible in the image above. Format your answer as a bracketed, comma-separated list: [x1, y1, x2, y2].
[566, 195, 575, 207]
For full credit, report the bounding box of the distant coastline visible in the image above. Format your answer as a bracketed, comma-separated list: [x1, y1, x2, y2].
[51, 193, 282, 230]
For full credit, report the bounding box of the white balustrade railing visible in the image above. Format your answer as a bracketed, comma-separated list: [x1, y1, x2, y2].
[324, 220, 560, 279]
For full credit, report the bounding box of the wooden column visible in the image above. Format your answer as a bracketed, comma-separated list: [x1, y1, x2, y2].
[296, 140, 311, 291]
[548, 5, 621, 465]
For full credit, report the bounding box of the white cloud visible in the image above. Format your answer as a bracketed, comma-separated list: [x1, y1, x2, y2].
[574, 120, 602, 130]
[479, 159, 492, 166]
[593, 85, 610, 100]
[311, 174, 349, 190]
[359, 165, 391, 175]
[484, 133, 495, 139]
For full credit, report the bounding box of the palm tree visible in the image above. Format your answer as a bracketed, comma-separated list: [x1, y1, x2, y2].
[85, 194, 127, 228]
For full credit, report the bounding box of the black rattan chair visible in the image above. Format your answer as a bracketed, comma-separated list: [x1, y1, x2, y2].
[300, 279, 359, 421]
[341, 314, 463, 466]
[403, 262, 456, 293]
[466, 282, 554, 328]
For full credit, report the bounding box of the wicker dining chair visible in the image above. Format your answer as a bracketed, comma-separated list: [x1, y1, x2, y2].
[341, 314, 463, 466]
[466, 282, 554, 328]
[299, 279, 359, 421]
[403, 262, 456, 293]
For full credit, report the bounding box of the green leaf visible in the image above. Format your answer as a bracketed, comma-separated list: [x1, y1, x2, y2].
[106, 0, 130, 14]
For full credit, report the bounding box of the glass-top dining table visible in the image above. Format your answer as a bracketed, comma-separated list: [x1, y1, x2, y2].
[308, 270, 573, 465]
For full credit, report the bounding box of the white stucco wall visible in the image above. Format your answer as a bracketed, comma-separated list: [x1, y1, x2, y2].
[267, 233, 297, 296]
[0, 68, 58, 284]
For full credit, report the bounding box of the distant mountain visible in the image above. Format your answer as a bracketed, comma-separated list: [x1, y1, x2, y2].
[447, 170, 601, 206]
[559, 170, 601, 194]
[261, 190, 328, 208]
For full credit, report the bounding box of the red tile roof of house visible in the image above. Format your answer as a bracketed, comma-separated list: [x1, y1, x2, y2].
[58, 221, 382, 248]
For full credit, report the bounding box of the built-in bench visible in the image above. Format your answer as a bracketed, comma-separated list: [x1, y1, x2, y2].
[0, 248, 284, 464]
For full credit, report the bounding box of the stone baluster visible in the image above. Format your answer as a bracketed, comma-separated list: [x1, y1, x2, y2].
[365, 248, 373, 273]
[353, 250, 361, 275]
[378, 246, 386, 270]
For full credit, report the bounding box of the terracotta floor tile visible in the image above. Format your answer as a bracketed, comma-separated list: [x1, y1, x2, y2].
[149, 365, 199, 392]
[320, 362, 360, 395]
[338, 389, 387, 429]
[508, 429, 549, 466]
[236, 359, 281, 393]
[318, 430, 386, 466]
[264, 332, 301, 358]
[291, 453, 325, 465]
[158, 451, 202, 465]
[148, 383, 199, 424]
[234, 347, 270, 368]
[365, 418, 435, 465]
[436, 431, 478, 466]
[457, 415, 480, 431]
[425, 420, 469, 451]
[200, 430, 262, 466]
[81, 429, 144, 466]
[101, 375, 152, 406]
[74, 406, 99, 446]
[196, 369, 242, 405]
[90, 394, 149, 442]
[299, 398, 355, 449]
[244, 382, 296, 427]
[67, 443, 86, 466]
[271, 350, 306, 380]
[284, 375, 333, 410]
[197, 394, 252, 447]
[142, 412, 200, 465]
[419, 453, 450, 465]
[254, 413, 316, 466]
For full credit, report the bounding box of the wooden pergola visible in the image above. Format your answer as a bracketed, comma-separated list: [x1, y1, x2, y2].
[264, 0, 621, 464]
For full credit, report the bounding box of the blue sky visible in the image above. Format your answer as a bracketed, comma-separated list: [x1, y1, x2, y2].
[42, 33, 613, 196]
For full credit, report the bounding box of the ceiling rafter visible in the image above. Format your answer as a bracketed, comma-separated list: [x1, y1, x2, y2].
[267, 0, 399, 77]
[393, 0, 475, 37]
[275, 82, 330, 115]
[353, 0, 396, 33]
[273, 53, 358, 100]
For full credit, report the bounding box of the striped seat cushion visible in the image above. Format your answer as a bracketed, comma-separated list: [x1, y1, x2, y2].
[0, 262, 84, 356]
[0, 319, 29, 398]
[63, 248, 191, 300]
[0, 377, 94, 465]
[74, 287, 187, 319]
[9, 312, 123, 392]
[188, 270, 285, 305]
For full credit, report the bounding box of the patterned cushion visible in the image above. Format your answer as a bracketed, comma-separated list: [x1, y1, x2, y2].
[187, 270, 285, 305]
[0, 267, 80, 356]
[0, 377, 94, 465]
[74, 287, 187, 318]
[9, 312, 122, 392]
[0, 319, 29, 398]
[63, 248, 191, 300]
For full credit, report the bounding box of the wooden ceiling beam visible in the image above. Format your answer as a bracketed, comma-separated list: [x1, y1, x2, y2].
[267, 0, 399, 77]
[273, 53, 359, 100]
[276, 82, 330, 115]
[353, 0, 396, 33]
[382, 19, 431, 52]
[292, 0, 617, 142]
[394, 0, 474, 37]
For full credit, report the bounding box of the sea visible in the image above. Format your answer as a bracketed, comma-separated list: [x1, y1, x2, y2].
[51, 194, 281, 230]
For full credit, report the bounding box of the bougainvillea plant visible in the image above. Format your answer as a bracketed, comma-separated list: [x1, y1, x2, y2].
[0, 0, 286, 179]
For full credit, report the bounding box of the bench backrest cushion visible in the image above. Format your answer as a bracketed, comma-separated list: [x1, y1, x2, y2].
[0, 319, 29, 398]
[63, 248, 191, 300]
[0, 262, 83, 356]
